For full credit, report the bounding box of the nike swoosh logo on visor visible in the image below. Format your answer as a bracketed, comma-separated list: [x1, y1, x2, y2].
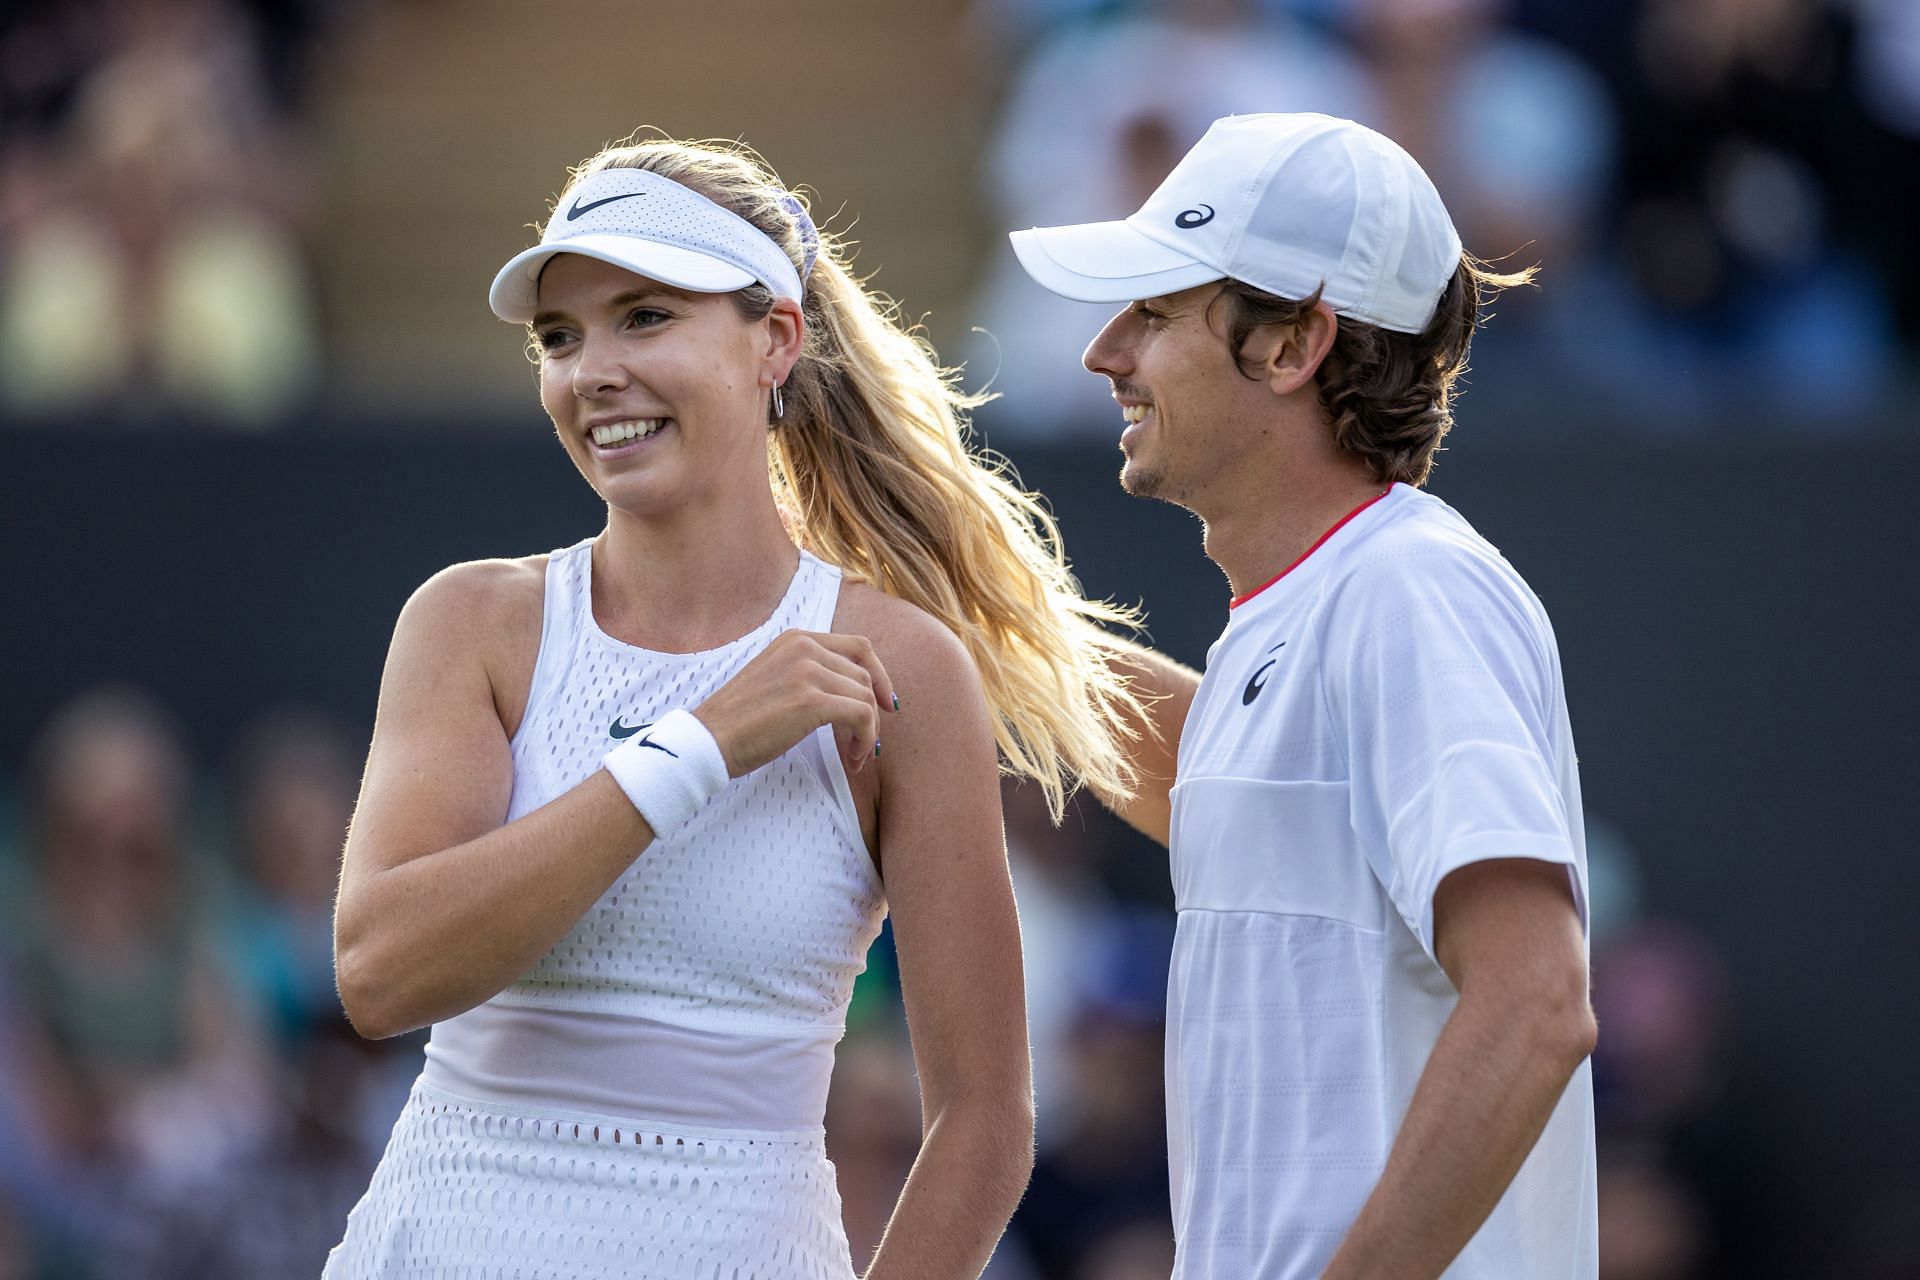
[567, 192, 646, 221]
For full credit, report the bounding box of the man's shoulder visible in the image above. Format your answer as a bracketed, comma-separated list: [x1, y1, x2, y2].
[1332, 491, 1534, 605]
[1319, 493, 1555, 656]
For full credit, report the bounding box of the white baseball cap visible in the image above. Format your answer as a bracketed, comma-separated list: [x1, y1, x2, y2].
[1010, 112, 1462, 334]
[490, 167, 805, 324]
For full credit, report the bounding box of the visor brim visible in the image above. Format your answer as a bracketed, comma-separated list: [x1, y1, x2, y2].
[490, 235, 759, 323]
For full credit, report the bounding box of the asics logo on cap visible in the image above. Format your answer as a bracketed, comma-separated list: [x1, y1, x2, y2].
[1175, 205, 1215, 229]
[567, 191, 647, 221]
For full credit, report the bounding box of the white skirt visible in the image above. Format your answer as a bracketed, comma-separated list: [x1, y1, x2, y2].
[325, 1082, 858, 1280]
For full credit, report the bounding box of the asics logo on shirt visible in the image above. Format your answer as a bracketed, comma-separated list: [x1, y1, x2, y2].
[1241, 642, 1287, 706]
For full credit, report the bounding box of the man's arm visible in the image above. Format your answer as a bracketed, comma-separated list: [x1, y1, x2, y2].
[1320, 857, 1596, 1280]
[1093, 638, 1201, 847]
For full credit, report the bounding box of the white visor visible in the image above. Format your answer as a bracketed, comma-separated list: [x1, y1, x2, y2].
[489, 167, 804, 323]
[1009, 220, 1225, 303]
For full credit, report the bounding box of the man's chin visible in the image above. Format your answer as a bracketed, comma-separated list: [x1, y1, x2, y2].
[1119, 458, 1163, 499]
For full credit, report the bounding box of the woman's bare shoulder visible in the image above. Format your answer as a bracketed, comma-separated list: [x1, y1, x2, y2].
[400, 555, 549, 639]
[832, 580, 971, 676]
[391, 555, 551, 732]
[831, 579, 989, 736]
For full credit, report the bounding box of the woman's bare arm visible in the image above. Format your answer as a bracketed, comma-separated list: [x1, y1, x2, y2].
[332, 561, 657, 1038]
[334, 561, 896, 1040]
[838, 589, 1035, 1280]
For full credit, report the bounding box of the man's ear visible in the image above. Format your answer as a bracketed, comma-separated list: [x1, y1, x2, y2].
[1254, 300, 1338, 397]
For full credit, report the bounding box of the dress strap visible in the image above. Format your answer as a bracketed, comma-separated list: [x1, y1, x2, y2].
[511, 540, 592, 751]
[798, 552, 845, 633]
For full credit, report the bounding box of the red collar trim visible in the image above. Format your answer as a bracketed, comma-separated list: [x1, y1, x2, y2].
[1229, 486, 1395, 609]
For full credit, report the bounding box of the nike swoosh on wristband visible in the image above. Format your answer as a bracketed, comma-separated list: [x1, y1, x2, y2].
[568, 192, 647, 221]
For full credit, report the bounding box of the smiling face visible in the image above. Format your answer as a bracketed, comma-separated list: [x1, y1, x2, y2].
[1081, 281, 1279, 513]
[532, 253, 791, 517]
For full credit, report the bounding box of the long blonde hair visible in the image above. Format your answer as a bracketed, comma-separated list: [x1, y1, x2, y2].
[542, 133, 1141, 817]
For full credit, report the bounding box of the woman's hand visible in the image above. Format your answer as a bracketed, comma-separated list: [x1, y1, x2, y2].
[693, 629, 897, 776]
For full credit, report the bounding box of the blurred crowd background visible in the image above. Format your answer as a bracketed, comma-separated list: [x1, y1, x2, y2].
[3, 0, 1917, 1277]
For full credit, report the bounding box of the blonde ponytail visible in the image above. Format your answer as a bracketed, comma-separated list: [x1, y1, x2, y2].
[553, 134, 1144, 817]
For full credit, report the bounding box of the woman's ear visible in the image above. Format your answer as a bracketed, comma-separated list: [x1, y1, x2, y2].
[762, 296, 805, 388]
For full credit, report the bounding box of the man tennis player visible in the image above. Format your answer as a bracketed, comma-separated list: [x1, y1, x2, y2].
[1011, 113, 1598, 1279]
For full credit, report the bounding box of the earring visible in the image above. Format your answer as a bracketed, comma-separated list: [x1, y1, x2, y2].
[769, 382, 786, 423]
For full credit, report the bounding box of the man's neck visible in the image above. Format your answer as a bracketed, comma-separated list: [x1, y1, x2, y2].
[1201, 470, 1393, 603]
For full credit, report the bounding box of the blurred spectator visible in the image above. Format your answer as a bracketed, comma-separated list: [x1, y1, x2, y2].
[1003, 777, 1118, 1148]
[1852, 0, 1920, 135]
[0, 688, 271, 1274]
[1342, 0, 1616, 285]
[825, 1031, 924, 1273]
[1591, 918, 1794, 1278]
[1585, 817, 1648, 948]
[1846, 0, 1920, 347]
[1011, 996, 1173, 1278]
[1007, 875, 1173, 1279]
[967, 0, 1373, 438]
[216, 705, 423, 1160]
[0, 0, 321, 426]
[220, 706, 358, 1051]
[1073, 1219, 1177, 1280]
[1597, 1153, 1710, 1280]
[1509, 0, 1641, 88]
[0, 2, 107, 146]
[1600, 0, 1899, 423]
[830, 780, 1177, 1278]
[0, 1194, 27, 1280]
[1593, 922, 1727, 1136]
[967, 0, 1121, 48]
[95, 1012, 385, 1280]
[1336, 0, 1623, 420]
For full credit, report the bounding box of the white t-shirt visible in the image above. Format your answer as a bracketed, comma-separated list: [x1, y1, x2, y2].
[1166, 483, 1597, 1280]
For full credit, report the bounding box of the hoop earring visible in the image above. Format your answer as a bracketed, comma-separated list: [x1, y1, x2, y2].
[769, 382, 786, 423]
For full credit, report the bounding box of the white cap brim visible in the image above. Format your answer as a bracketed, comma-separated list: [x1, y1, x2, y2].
[490, 234, 758, 324]
[1009, 220, 1225, 303]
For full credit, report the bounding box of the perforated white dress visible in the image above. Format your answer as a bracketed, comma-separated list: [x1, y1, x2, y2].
[325, 541, 886, 1280]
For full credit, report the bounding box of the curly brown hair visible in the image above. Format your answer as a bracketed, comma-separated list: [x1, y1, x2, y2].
[1209, 256, 1535, 486]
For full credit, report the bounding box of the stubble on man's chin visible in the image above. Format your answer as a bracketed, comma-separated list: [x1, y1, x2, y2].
[1119, 458, 1185, 506]
[1119, 453, 1158, 496]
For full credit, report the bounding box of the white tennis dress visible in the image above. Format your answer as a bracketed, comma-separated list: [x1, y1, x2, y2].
[326, 541, 885, 1280]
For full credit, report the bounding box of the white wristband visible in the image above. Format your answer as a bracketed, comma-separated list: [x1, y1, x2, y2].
[602, 708, 730, 840]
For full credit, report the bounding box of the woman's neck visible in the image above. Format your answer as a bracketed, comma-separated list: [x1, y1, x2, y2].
[592, 486, 801, 652]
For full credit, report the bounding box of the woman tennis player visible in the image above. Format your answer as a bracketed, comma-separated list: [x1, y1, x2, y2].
[324, 135, 1144, 1279]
